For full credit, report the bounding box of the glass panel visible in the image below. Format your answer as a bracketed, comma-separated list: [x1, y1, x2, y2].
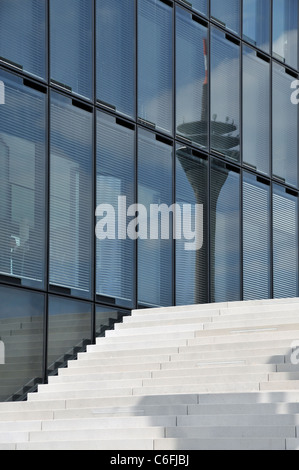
[273, 185, 298, 299]
[0, 286, 44, 402]
[138, 129, 173, 307]
[49, 92, 93, 299]
[272, 63, 298, 188]
[273, 0, 298, 69]
[176, 7, 208, 149]
[189, 0, 207, 16]
[210, 159, 241, 302]
[96, 306, 129, 339]
[243, 45, 270, 175]
[138, 0, 173, 135]
[243, 172, 271, 300]
[176, 146, 208, 305]
[210, 27, 240, 162]
[211, 0, 241, 35]
[243, 0, 270, 52]
[48, 296, 91, 373]
[0, 70, 47, 289]
[50, 0, 93, 99]
[96, 112, 135, 308]
[0, 0, 46, 80]
[96, 0, 135, 119]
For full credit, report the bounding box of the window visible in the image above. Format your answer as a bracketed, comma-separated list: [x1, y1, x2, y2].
[211, 0, 241, 35]
[189, 0, 207, 16]
[243, 172, 271, 300]
[0, 0, 46, 80]
[273, 0, 298, 69]
[49, 92, 93, 299]
[273, 185, 298, 299]
[138, 128, 173, 307]
[210, 159, 241, 302]
[50, 0, 93, 99]
[243, 45, 270, 175]
[176, 7, 208, 149]
[0, 70, 47, 289]
[176, 146, 208, 305]
[96, 0, 135, 119]
[243, 0, 270, 52]
[272, 63, 298, 188]
[138, 0, 173, 135]
[96, 112, 135, 308]
[210, 27, 240, 162]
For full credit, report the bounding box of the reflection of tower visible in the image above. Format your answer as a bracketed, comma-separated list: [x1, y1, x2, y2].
[177, 38, 238, 303]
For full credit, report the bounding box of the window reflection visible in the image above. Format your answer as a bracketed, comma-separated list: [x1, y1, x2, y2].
[273, 0, 298, 69]
[243, 0, 270, 52]
[211, 0, 241, 35]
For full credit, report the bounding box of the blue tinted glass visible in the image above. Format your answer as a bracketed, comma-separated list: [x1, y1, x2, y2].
[96, 112, 135, 308]
[273, 185, 298, 299]
[176, 7, 208, 149]
[211, 0, 241, 34]
[50, 92, 93, 299]
[243, 172, 270, 300]
[0, 70, 47, 289]
[50, 0, 93, 99]
[0, 0, 46, 80]
[211, 159, 241, 302]
[243, 45, 270, 175]
[273, 0, 298, 69]
[138, 0, 173, 135]
[243, 0, 270, 52]
[191, 0, 208, 16]
[96, 0, 135, 118]
[210, 28, 240, 162]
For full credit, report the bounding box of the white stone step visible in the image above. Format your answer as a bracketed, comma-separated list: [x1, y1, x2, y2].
[16, 439, 154, 450]
[166, 425, 295, 439]
[153, 438, 286, 450]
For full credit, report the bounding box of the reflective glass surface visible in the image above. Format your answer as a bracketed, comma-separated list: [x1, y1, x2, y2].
[210, 159, 241, 302]
[211, 0, 241, 34]
[273, 0, 298, 69]
[273, 185, 298, 299]
[0, 286, 44, 401]
[243, 0, 270, 52]
[49, 92, 93, 299]
[96, 0, 136, 118]
[50, 0, 93, 99]
[242, 45, 270, 175]
[138, 129, 173, 307]
[190, 0, 207, 16]
[0, 70, 47, 289]
[176, 146, 208, 305]
[210, 27, 240, 161]
[243, 172, 270, 300]
[176, 7, 208, 149]
[138, 0, 173, 135]
[0, 0, 47, 80]
[96, 112, 135, 308]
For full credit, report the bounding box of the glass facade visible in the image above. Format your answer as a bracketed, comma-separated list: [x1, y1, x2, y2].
[1, 0, 299, 401]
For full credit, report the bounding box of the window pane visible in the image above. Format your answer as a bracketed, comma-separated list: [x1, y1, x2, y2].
[189, 0, 207, 16]
[96, 0, 135, 119]
[210, 159, 241, 302]
[272, 63, 298, 188]
[96, 306, 129, 338]
[211, 0, 240, 35]
[138, 129, 173, 307]
[48, 296, 91, 373]
[210, 27, 240, 162]
[243, 0, 270, 52]
[176, 146, 208, 305]
[96, 112, 135, 308]
[50, 92, 93, 299]
[273, 185, 298, 299]
[176, 7, 208, 149]
[50, 0, 93, 99]
[138, 0, 173, 135]
[0, 70, 46, 289]
[0, 0, 46, 80]
[243, 172, 270, 300]
[243, 45, 270, 175]
[0, 286, 44, 402]
[273, 0, 298, 69]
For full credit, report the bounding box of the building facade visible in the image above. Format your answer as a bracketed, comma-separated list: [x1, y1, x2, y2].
[0, 0, 298, 401]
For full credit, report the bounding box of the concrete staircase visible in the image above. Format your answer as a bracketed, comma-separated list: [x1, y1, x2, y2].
[2, 298, 299, 449]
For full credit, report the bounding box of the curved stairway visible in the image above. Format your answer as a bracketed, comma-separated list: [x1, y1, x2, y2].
[2, 298, 299, 449]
